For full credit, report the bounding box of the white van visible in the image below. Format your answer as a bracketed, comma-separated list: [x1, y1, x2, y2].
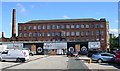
[0, 49, 29, 62]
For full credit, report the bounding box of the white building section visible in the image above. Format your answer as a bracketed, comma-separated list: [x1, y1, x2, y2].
[88, 42, 100, 49]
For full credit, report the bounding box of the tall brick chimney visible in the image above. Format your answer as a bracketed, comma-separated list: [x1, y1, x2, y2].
[2, 32, 4, 38]
[12, 9, 16, 38]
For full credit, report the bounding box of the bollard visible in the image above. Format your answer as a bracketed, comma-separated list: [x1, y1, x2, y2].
[88, 58, 92, 64]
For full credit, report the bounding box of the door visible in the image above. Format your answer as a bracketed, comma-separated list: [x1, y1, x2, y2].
[75, 44, 80, 52]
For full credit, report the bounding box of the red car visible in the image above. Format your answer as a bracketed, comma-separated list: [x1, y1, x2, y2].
[115, 50, 120, 63]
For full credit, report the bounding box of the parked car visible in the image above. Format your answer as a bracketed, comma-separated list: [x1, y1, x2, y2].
[0, 49, 29, 62]
[92, 52, 115, 63]
[87, 50, 103, 57]
[115, 50, 120, 63]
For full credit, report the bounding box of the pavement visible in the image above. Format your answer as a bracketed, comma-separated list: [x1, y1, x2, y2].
[0, 55, 120, 71]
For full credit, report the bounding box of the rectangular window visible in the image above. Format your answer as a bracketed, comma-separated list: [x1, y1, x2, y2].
[47, 32, 51, 37]
[38, 25, 42, 30]
[86, 31, 90, 36]
[34, 32, 37, 37]
[29, 32, 32, 37]
[38, 32, 42, 37]
[76, 24, 79, 28]
[81, 24, 84, 28]
[71, 24, 74, 28]
[86, 24, 90, 28]
[81, 31, 84, 36]
[19, 33, 22, 37]
[24, 26, 27, 30]
[24, 33, 27, 37]
[62, 24, 65, 29]
[33, 26, 36, 30]
[43, 25, 46, 29]
[92, 31, 94, 36]
[47, 25, 50, 29]
[96, 30, 100, 35]
[76, 31, 80, 36]
[101, 30, 104, 36]
[71, 32, 75, 36]
[66, 24, 70, 29]
[96, 24, 100, 28]
[52, 25, 55, 29]
[101, 24, 104, 28]
[52, 32, 55, 36]
[67, 32, 70, 36]
[43, 32, 46, 37]
[19, 26, 22, 30]
[57, 25, 60, 29]
[92, 24, 94, 28]
[29, 26, 32, 30]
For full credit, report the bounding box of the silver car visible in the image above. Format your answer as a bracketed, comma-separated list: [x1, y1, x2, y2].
[92, 52, 115, 63]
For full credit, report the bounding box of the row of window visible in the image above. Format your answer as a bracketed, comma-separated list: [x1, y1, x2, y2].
[19, 24, 104, 30]
[19, 30, 104, 37]
[19, 38, 105, 43]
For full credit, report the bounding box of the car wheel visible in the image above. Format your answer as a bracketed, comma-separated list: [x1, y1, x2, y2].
[97, 59, 103, 63]
[16, 58, 21, 62]
[29, 53, 33, 56]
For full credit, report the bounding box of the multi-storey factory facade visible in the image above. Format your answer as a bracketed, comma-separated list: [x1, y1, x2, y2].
[18, 18, 109, 50]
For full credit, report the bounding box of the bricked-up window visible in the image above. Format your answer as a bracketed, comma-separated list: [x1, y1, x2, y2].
[92, 24, 94, 28]
[29, 32, 32, 37]
[43, 25, 46, 29]
[81, 24, 84, 28]
[33, 26, 36, 30]
[86, 24, 90, 28]
[62, 24, 65, 29]
[38, 25, 42, 30]
[19, 26, 22, 30]
[24, 26, 27, 30]
[29, 26, 32, 30]
[20, 33, 22, 37]
[96, 24, 100, 28]
[66, 24, 70, 29]
[76, 31, 80, 36]
[86, 31, 90, 36]
[57, 25, 60, 29]
[43, 32, 46, 37]
[24, 33, 27, 37]
[52, 32, 55, 36]
[71, 24, 74, 28]
[47, 25, 50, 29]
[71, 32, 75, 36]
[67, 32, 70, 36]
[48, 32, 51, 37]
[52, 25, 55, 29]
[81, 31, 84, 36]
[92, 31, 94, 36]
[101, 24, 104, 28]
[76, 24, 79, 28]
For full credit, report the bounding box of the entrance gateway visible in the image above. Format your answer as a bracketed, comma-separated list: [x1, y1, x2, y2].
[43, 42, 67, 55]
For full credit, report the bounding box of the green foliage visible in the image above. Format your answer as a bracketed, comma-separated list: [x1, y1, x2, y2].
[110, 36, 119, 49]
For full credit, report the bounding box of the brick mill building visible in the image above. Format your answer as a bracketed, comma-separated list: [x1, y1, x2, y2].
[1, 9, 110, 54]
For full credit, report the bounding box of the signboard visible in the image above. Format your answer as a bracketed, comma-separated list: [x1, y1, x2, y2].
[2, 43, 23, 49]
[44, 42, 67, 49]
[88, 42, 100, 49]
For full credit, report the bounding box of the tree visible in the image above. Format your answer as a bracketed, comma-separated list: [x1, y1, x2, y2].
[110, 36, 119, 50]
